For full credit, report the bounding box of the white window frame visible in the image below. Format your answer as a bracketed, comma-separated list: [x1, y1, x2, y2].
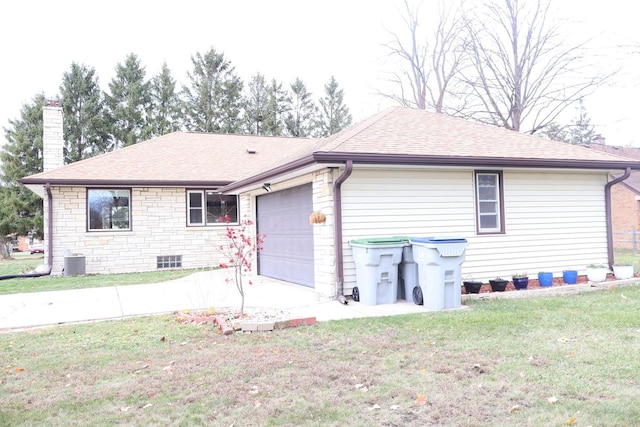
[474, 171, 504, 234]
[186, 190, 239, 226]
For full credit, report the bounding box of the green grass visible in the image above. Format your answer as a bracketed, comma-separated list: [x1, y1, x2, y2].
[1, 286, 640, 426]
[614, 248, 640, 269]
[0, 253, 207, 295]
[0, 253, 43, 276]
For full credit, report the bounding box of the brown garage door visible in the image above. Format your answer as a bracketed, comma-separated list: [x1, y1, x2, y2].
[256, 183, 315, 287]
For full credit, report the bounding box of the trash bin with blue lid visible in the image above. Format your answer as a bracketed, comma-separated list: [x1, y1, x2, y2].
[349, 237, 407, 305]
[410, 237, 468, 310]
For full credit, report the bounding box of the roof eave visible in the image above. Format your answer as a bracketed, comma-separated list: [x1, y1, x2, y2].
[311, 152, 640, 170]
[220, 152, 640, 194]
[18, 178, 233, 188]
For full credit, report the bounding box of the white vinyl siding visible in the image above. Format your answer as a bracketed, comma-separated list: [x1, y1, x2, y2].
[340, 168, 609, 293]
[464, 170, 609, 279]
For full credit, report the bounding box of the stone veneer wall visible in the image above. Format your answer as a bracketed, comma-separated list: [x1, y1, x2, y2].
[311, 169, 337, 299]
[50, 186, 238, 275]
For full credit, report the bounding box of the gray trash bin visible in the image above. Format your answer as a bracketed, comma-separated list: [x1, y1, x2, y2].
[349, 238, 406, 305]
[398, 237, 432, 302]
[410, 237, 467, 310]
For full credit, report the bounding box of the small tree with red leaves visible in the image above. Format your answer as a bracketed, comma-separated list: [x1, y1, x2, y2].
[217, 215, 265, 316]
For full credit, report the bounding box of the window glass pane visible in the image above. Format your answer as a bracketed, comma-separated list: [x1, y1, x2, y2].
[479, 201, 497, 214]
[478, 186, 496, 200]
[189, 193, 202, 207]
[188, 192, 203, 225]
[206, 193, 238, 224]
[88, 189, 130, 230]
[480, 215, 498, 229]
[477, 174, 496, 186]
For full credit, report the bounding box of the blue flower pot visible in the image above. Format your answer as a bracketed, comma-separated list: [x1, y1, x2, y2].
[538, 272, 553, 287]
[563, 270, 577, 284]
[513, 276, 528, 290]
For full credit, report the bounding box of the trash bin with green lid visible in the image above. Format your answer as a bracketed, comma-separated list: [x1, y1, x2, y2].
[349, 237, 407, 305]
[409, 237, 468, 310]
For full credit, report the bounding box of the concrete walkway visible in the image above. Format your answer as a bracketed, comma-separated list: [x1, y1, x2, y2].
[0, 270, 636, 332]
[0, 269, 429, 331]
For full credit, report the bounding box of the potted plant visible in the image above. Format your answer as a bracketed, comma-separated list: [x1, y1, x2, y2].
[586, 264, 609, 282]
[613, 263, 634, 280]
[562, 269, 578, 284]
[538, 271, 553, 287]
[512, 272, 529, 290]
[489, 277, 508, 292]
[463, 278, 483, 294]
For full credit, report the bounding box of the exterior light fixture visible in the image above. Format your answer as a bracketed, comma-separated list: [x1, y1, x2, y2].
[262, 183, 272, 192]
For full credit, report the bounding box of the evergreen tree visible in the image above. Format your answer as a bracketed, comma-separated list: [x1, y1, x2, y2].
[243, 73, 269, 135]
[60, 62, 112, 162]
[148, 62, 183, 136]
[569, 98, 596, 145]
[314, 76, 352, 137]
[536, 122, 569, 143]
[284, 78, 315, 137]
[182, 47, 244, 133]
[263, 78, 288, 136]
[105, 53, 151, 147]
[1, 94, 45, 184]
[0, 94, 46, 246]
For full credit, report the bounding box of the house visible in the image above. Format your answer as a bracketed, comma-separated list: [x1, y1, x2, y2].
[589, 145, 640, 250]
[21, 105, 640, 300]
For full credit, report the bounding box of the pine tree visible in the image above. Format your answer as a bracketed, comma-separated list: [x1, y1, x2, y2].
[182, 47, 244, 133]
[263, 78, 288, 136]
[105, 53, 151, 147]
[148, 62, 183, 136]
[1, 94, 45, 184]
[569, 98, 596, 145]
[60, 62, 112, 162]
[314, 76, 352, 137]
[284, 78, 315, 137]
[243, 73, 269, 135]
[0, 94, 46, 245]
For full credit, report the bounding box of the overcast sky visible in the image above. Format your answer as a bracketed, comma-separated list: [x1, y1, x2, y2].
[1, 0, 638, 147]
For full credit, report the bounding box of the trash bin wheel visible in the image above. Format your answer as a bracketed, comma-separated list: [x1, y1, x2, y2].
[352, 286, 360, 302]
[412, 286, 423, 305]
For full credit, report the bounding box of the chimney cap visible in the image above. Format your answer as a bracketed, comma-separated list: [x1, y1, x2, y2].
[45, 98, 61, 107]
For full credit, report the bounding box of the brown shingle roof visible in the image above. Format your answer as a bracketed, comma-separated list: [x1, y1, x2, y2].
[21, 107, 640, 189]
[21, 132, 316, 186]
[318, 107, 635, 161]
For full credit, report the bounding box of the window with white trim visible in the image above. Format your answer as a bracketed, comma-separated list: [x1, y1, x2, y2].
[187, 190, 238, 226]
[475, 171, 504, 234]
[87, 189, 131, 231]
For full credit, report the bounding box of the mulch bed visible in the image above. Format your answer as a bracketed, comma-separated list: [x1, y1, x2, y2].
[465, 274, 620, 294]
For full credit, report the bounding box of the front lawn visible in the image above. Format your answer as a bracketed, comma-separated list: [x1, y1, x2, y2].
[0, 253, 205, 295]
[1, 286, 639, 426]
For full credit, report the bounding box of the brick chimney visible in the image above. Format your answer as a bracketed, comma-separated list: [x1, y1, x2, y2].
[43, 99, 64, 172]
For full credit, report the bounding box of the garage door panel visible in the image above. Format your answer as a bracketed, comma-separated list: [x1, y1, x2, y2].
[257, 184, 314, 287]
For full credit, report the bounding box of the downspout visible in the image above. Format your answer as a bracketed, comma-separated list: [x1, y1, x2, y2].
[45, 183, 53, 268]
[605, 167, 631, 268]
[0, 184, 53, 280]
[333, 160, 353, 304]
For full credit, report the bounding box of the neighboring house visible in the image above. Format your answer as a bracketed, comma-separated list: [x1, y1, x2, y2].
[589, 145, 640, 249]
[21, 106, 640, 300]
